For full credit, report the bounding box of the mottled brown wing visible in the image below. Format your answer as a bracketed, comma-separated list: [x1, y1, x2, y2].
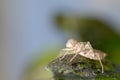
[93, 49, 107, 60]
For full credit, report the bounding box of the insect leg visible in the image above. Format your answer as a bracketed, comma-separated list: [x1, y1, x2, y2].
[86, 42, 93, 50]
[96, 54, 104, 73]
[69, 50, 80, 62]
[69, 43, 84, 62]
[59, 48, 73, 60]
[59, 51, 69, 60]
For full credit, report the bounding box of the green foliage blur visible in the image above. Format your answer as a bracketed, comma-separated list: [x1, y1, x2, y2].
[55, 13, 120, 65]
[25, 49, 58, 80]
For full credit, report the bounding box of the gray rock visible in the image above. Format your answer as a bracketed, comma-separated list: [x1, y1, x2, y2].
[47, 54, 120, 80]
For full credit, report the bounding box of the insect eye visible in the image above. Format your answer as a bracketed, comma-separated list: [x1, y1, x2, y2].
[66, 42, 73, 48]
[66, 41, 75, 47]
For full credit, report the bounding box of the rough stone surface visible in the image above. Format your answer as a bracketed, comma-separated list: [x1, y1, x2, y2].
[47, 54, 120, 80]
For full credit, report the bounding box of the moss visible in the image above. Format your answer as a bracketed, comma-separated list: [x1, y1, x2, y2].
[47, 53, 120, 80]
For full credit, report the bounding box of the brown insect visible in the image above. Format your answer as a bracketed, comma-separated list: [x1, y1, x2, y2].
[59, 38, 107, 73]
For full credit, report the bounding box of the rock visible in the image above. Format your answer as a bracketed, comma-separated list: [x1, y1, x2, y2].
[47, 53, 120, 80]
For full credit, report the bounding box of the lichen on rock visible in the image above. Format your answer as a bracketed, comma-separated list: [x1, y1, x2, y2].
[47, 53, 120, 80]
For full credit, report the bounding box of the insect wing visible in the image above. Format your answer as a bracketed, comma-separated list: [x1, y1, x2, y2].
[93, 49, 107, 60]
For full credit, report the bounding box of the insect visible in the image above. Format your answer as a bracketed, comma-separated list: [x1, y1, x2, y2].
[58, 38, 107, 73]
